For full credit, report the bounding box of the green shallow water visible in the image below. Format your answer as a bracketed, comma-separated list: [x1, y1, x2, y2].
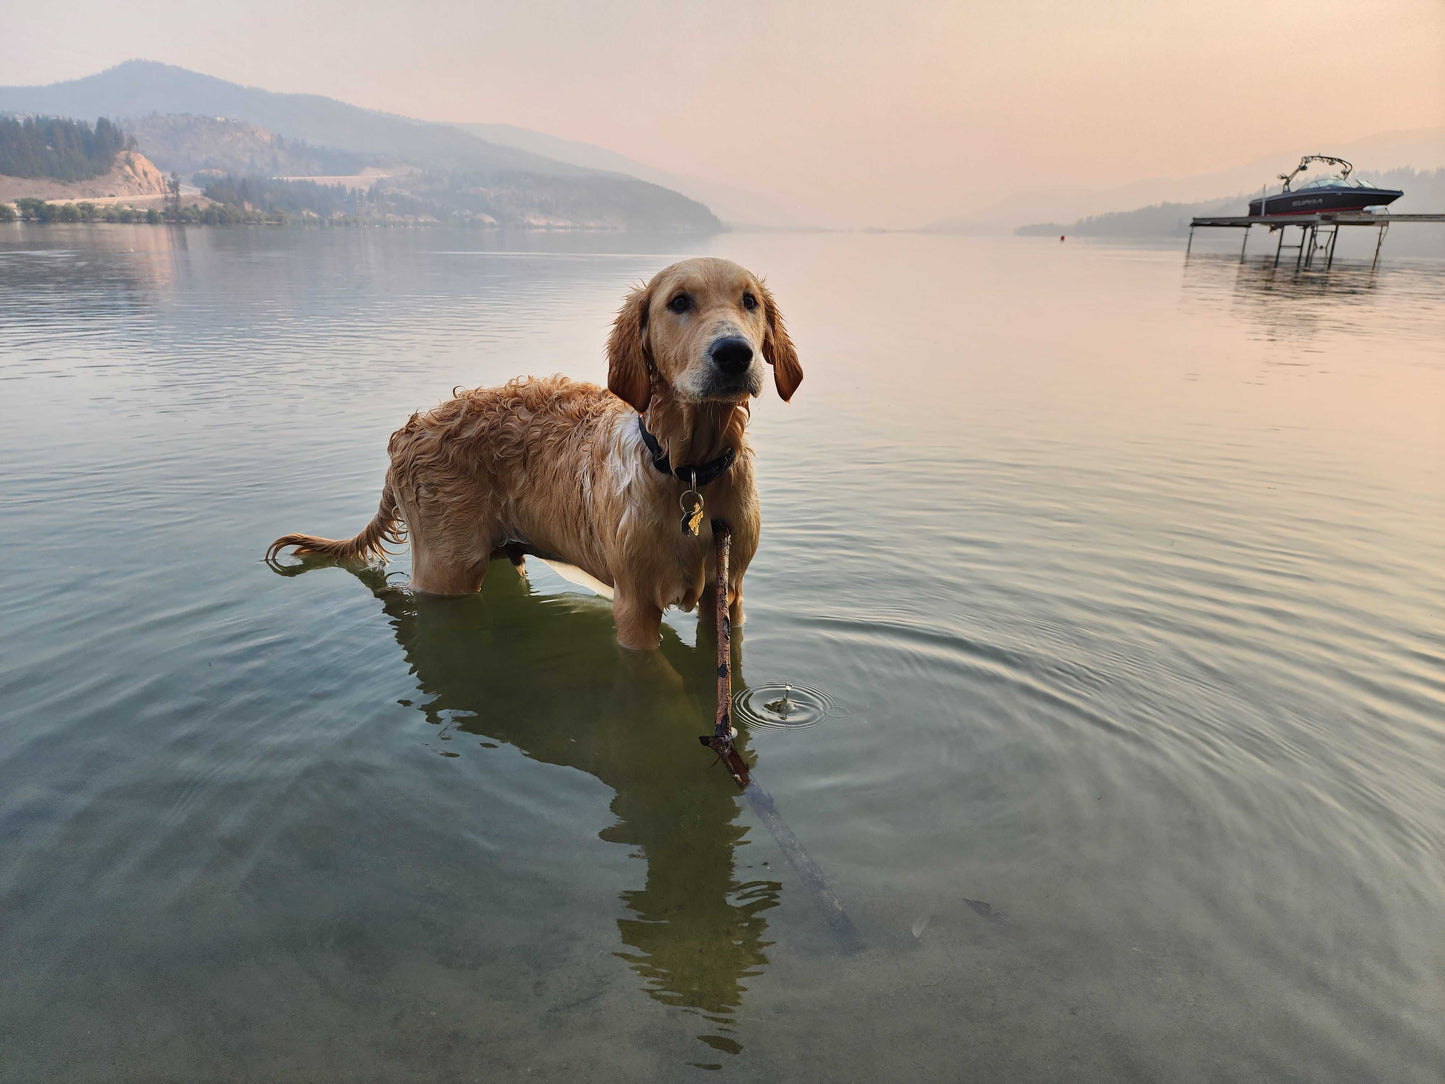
[1, 224, 1442, 1081]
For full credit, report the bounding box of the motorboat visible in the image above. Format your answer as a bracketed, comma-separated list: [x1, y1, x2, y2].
[1248, 156, 1402, 217]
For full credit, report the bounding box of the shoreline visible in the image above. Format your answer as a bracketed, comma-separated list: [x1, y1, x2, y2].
[0, 211, 730, 234]
[1, 195, 728, 232]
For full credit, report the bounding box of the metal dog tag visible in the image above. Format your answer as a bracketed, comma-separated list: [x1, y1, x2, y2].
[680, 489, 704, 536]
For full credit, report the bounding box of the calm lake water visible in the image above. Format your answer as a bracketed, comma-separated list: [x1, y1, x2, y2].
[2, 223, 1442, 1081]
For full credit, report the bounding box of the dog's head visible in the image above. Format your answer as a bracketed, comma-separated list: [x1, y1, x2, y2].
[607, 257, 802, 413]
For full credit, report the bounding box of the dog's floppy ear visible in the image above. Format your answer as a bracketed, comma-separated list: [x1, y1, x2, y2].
[759, 281, 802, 402]
[607, 283, 653, 413]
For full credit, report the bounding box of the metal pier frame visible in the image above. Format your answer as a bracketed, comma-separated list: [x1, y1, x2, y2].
[1185, 212, 1445, 271]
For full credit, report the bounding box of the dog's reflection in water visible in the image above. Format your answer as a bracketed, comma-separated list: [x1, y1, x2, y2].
[281, 555, 779, 1059]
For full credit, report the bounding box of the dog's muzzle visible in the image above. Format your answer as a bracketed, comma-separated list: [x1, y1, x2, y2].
[710, 335, 754, 376]
[704, 335, 763, 398]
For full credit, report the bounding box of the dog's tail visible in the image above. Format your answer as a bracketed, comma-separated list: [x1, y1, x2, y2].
[265, 480, 406, 564]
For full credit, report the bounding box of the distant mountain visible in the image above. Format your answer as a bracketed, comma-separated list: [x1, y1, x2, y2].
[457, 123, 816, 227]
[459, 123, 681, 185]
[1012, 196, 1241, 239]
[0, 61, 721, 231]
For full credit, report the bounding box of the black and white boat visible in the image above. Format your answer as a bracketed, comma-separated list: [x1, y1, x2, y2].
[1248, 156, 1402, 217]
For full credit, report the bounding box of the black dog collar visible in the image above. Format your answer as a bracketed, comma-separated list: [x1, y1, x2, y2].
[637, 418, 737, 486]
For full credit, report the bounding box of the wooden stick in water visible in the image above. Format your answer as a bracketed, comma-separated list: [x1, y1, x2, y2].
[703, 520, 859, 948]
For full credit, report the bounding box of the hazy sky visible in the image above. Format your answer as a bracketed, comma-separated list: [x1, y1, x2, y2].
[6, 0, 1444, 225]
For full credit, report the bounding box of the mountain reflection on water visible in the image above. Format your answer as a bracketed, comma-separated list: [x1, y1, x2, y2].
[304, 558, 781, 1060]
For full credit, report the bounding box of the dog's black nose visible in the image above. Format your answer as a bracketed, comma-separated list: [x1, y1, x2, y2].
[710, 336, 754, 376]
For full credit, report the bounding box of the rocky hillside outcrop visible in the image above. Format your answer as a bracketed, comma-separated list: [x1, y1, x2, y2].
[0, 150, 169, 202]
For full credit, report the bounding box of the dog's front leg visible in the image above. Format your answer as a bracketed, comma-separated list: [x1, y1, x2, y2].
[613, 587, 664, 651]
[728, 580, 745, 628]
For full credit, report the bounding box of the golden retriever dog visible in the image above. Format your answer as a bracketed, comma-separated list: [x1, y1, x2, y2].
[266, 257, 802, 650]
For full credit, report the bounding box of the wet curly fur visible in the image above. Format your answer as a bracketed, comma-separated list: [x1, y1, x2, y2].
[267, 258, 802, 650]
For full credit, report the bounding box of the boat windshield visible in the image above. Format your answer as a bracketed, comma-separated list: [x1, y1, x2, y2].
[1296, 175, 1355, 190]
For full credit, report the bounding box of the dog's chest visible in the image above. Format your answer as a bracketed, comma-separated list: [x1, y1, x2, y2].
[662, 527, 715, 611]
[598, 426, 755, 610]
[625, 485, 748, 612]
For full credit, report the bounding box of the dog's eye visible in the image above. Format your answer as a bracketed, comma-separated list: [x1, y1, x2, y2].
[667, 294, 691, 314]
[742, 292, 758, 311]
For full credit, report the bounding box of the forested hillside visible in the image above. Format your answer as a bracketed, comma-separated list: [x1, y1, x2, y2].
[0, 116, 134, 181]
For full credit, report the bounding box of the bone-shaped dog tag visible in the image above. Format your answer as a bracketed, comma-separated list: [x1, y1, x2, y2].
[680, 489, 704, 536]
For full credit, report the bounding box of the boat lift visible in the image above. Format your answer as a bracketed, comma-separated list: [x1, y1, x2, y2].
[1186, 212, 1445, 271]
